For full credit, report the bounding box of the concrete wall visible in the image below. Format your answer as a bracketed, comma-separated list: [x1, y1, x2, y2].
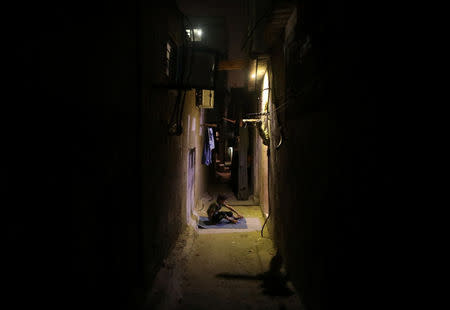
[254, 131, 270, 216]
[141, 85, 209, 300]
[140, 5, 208, 303]
[5, 2, 208, 309]
[258, 1, 380, 310]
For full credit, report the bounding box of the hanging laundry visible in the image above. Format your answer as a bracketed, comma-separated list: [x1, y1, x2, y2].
[208, 127, 215, 151]
[202, 127, 215, 166]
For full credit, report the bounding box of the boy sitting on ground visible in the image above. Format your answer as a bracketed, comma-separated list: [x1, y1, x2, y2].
[207, 194, 243, 224]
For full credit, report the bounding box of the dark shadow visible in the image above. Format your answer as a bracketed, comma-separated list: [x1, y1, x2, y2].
[216, 273, 263, 280]
[216, 251, 294, 297]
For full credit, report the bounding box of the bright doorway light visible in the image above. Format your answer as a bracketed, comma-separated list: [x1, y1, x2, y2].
[193, 28, 202, 41]
[186, 28, 203, 41]
[262, 72, 269, 111]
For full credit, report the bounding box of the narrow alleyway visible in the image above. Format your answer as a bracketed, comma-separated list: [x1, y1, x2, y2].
[8, 1, 388, 310]
[176, 201, 303, 310]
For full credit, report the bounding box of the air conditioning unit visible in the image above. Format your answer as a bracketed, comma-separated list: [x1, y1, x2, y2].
[195, 89, 214, 109]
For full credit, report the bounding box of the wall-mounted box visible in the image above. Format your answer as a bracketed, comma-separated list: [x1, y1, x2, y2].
[196, 89, 214, 109]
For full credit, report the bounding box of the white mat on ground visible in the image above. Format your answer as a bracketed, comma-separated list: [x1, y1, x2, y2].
[198, 217, 262, 234]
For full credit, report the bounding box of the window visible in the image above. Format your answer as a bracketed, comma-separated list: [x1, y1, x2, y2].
[186, 28, 202, 42]
[166, 42, 171, 76]
[165, 39, 177, 81]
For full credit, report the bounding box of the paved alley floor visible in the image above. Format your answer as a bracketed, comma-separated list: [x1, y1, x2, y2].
[175, 205, 303, 310]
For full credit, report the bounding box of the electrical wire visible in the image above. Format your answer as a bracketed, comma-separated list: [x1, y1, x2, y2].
[261, 146, 271, 238]
[261, 203, 271, 237]
[261, 65, 272, 238]
[241, 8, 272, 52]
[270, 64, 284, 151]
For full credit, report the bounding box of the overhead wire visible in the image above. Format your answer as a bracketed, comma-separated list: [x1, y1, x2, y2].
[241, 8, 273, 52]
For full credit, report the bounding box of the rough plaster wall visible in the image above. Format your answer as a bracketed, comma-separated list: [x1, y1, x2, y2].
[267, 42, 286, 243]
[181, 90, 209, 222]
[193, 106, 209, 210]
[196, 110, 207, 202]
[260, 144, 270, 215]
[253, 128, 261, 205]
[252, 85, 269, 216]
[141, 4, 175, 299]
[141, 5, 207, 305]
[265, 2, 378, 310]
[5, 1, 151, 309]
[58, 2, 207, 309]
[8, 1, 206, 309]
[60, 3, 141, 309]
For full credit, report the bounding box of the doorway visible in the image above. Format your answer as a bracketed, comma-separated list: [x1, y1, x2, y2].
[187, 148, 196, 222]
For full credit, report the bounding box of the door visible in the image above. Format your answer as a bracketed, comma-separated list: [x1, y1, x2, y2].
[187, 148, 196, 221]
